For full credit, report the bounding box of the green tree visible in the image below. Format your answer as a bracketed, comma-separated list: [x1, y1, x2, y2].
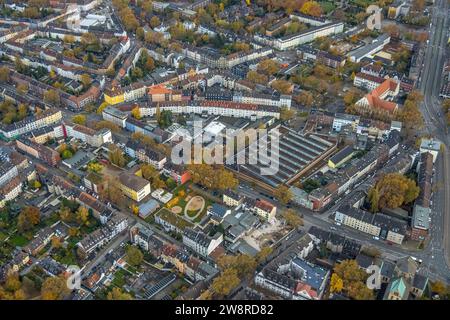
[282, 209, 303, 228]
[76, 206, 90, 226]
[126, 246, 144, 267]
[367, 186, 379, 213]
[0, 66, 10, 82]
[107, 287, 133, 300]
[94, 120, 120, 133]
[108, 145, 126, 167]
[246, 70, 268, 84]
[61, 149, 73, 159]
[17, 206, 40, 233]
[80, 74, 92, 88]
[131, 106, 141, 119]
[87, 161, 103, 173]
[330, 273, 344, 293]
[43, 90, 60, 106]
[15, 57, 27, 74]
[72, 115, 86, 125]
[271, 79, 292, 94]
[97, 102, 109, 114]
[334, 259, 374, 300]
[257, 59, 280, 76]
[211, 268, 240, 296]
[41, 276, 70, 300]
[274, 185, 292, 204]
[280, 106, 296, 121]
[150, 16, 160, 28]
[369, 173, 420, 210]
[300, 1, 323, 17]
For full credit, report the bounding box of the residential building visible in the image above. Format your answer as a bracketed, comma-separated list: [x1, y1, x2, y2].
[419, 139, 441, 163]
[253, 199, 277, 222]
[272, 22, 344, 50]
[255, 258, 329, 300]
[16, 138, 61, 166]
[64, 122, 113, 147]
[125, 140, 167, 170]
[182, 228, 223, 257]
[222, 189, 245, 207]
[102, 106, 128, 128]
[77, 215, 128, 254]
[0, 108, 62, 139]
[130, 223, 164, 256]
[332, 113, 360, 132]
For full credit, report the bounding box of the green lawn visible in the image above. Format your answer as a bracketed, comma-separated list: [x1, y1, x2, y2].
[319, 1, 336, 14]
[111, 269, 127, 287]
[350, 0, 372, 8]
[0, 231, 7, 242]
[9, 234, 29, 247]
[186, 209, 199, 218]
[52, 247, 77, 266]
[155, 208, 194, 231]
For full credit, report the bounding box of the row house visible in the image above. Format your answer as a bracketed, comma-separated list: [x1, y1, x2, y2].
[125, 140, 167, 170]
[16, 138, 61, 167]
[64, 122, 113, 147]
[102, 106, 128, 128]
[138, 100, 281, 120]
[0, 107, 62, 139]
[162, 161, 191, 185]
[316, 51, 345, 69]
[411, 152, 433, 241]
[335, 205, 407, 244]
[77, 214, 128, 254]
[23, 226, 55, 256]
[0, 177, 23, 208]
[255, 258, 329, 300]
[182, 228, 223, 258]
[307, 143, 388, 211]
[222, 189, 245, 207]
[124, 117, 170, 143]
[353, 72, 385, 92]
[273, 22, 344, 51]
[130, 223, 164, 257]
[0, 161, 19, 188]
[161, 243, 219, 282]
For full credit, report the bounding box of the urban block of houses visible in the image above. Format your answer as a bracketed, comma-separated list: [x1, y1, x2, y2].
[254, 233, 328, 300]
[411, 152, 434, 241]
[0, 108, 62, 139]
[334, 201, 408, 245]
[419, 138, 441, 163]
[130, 223, 164, 257]
[77, 214, 128, 254]
[182, 228, 223, 258]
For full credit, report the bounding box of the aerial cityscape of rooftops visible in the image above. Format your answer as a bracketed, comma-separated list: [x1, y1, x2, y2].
[0, 0, 449, 302]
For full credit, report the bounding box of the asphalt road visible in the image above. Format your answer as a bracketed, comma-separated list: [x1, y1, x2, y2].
[418, 0, 450, 282]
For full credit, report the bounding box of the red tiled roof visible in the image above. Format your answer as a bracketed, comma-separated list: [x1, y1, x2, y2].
[255, 199, 275, 212]
[363, 79, 399, 113]
[148, 85, 172, 95]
